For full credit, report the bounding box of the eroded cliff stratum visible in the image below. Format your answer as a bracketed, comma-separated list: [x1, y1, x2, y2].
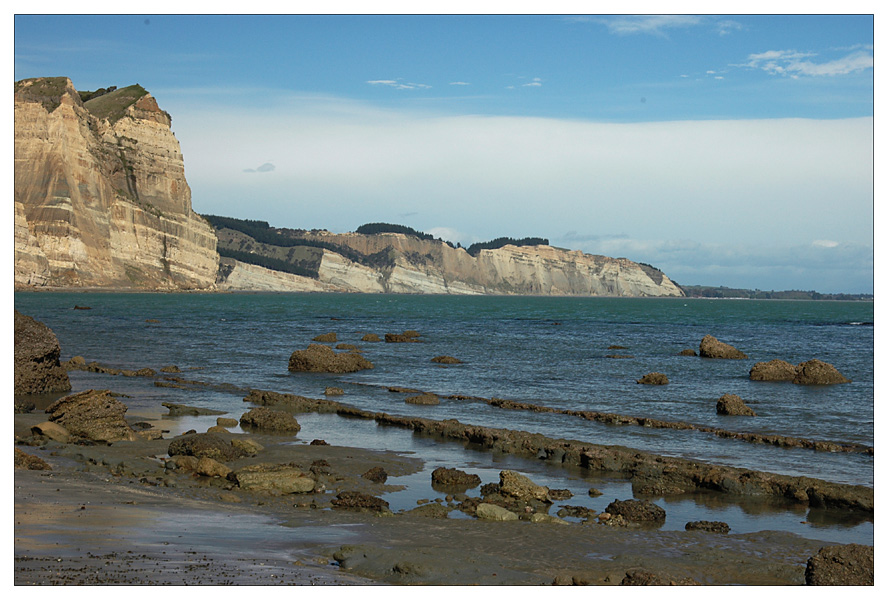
[14, 77, 218, 289]
[14, 77, 683, 296]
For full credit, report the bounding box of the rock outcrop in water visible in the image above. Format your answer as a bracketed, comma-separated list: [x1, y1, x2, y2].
[699, 335, 748, 359]
[14, 77, 218, 289]
[750, 358, 851, 385]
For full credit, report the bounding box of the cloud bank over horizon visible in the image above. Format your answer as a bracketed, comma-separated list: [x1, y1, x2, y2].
[169, 96, 873, 293]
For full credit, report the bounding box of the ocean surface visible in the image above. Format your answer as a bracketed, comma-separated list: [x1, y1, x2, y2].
[14, 292, 874, 545]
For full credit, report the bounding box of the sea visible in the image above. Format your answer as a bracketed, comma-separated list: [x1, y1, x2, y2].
[14, 292, 874, 545]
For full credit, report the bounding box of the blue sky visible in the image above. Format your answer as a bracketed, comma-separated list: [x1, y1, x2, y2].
[13, 12, 875, 293]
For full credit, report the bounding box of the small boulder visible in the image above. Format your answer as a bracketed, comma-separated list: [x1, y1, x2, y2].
[716, 393, 756, 416]
[604, 499, 666, 523]
[45, 390, 136, 442]
[805, 544, 873, 585]
[160, 365, 181, 373]
[678, 349, 697, 356]
[167, 433, 247, 462]
[195, 457, 232, 478]
[312, 332, 338, 343]
[216, 417, 239, 428]
[793, 359, 851, 385]
[556, 505, 598, 521]
[749, 359, 798, 381]
[331, 491, 390, 512]
[548, 488, 573, 500]
[431, 467, 481, 490]
[239, 407, 301, 433]
[166, 455, 200, 472]
[233, 463, 316, 494]
[361, 333, 381, 342]
[475, 502, 518, 521]
[499, 470, 550, 502]
[288, 344, 374, 373]
[685, 520, 730, 533]
[14, 310, 71, 395]
[30, 421, 71, 443]
[637, 372, 669, 385]
[362, 466, 388, 483]
[699, 335, 748, 359]
[324, 386, 345, 396]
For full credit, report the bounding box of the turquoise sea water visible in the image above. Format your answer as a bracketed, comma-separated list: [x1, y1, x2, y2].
[14, 292, 874, 544]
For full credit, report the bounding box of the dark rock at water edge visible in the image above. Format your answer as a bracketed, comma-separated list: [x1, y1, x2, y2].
[431, 467, 481, 490]
[239, 407, 301, 432]
[362, 466, 388, 483]
[637, 372, 668, 385]
[604, 499, 666, 523]
[167, 433, 247, 462]
[331, 491, 390, 512]
[793, 359, 851, 385]
[162, 402, 226, 416]
[749, 359, 798, 381]
[288, 344, 374, 373]
[699, 335, 748, 359]
[685, 520, 730, 533]
[14, 310, 71, 395]
[805, 544, 873, 585]
[716, 393, 756, 416]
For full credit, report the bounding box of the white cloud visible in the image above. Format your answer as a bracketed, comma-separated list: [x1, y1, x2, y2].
[743, 49, 873, 77]
[367, 79, 431, 90]
[449, 81, 471, 86]
[598, 15, 703, 36]
[522, 78, 543, 88]
[813, 239, 840, 248]
[715, 19, 743, 36]
[168, 96, 873, 291]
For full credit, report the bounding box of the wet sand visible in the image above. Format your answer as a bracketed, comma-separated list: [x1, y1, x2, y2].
[14, 407, 842, 586]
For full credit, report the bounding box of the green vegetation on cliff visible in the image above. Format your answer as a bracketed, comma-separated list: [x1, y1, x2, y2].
[204, 214, 396, 272]
[466, 236, 549, 257]
[356, 222, 436, 241]
[14, 77, 71, 113]
[83, 84, 149, 123]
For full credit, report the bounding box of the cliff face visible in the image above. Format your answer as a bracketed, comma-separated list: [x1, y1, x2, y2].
[217, 228, 684, 297]
[14, 77, 218, 289]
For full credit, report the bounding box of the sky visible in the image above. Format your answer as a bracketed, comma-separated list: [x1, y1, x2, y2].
[13, 9, 876, 293]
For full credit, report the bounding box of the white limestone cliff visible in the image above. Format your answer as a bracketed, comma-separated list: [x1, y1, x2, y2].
[14, 77, 218, 289]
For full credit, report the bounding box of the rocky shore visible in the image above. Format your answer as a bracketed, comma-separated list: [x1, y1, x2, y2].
[14, 312, 874, 585]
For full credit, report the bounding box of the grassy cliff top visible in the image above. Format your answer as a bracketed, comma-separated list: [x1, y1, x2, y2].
[83, 84, 148, 123]
[14, 77, 72, 113]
